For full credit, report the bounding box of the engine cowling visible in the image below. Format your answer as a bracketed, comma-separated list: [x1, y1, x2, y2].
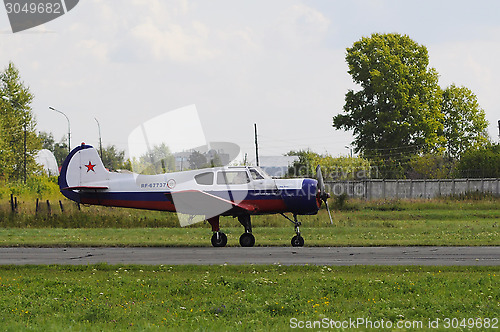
[277, 178, 319, 215]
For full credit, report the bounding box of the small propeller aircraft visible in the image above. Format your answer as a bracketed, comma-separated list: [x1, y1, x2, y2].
[58, 143, 332, 247]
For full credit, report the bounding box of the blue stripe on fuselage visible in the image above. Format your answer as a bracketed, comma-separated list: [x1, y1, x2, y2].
[78, 189, 282, 204]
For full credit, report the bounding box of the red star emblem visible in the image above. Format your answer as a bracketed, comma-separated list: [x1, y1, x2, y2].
[85, 161, 96, 173]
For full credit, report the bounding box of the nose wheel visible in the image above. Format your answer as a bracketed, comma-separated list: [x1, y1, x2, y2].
[291, 234, 304, 247]
[281, 213, 305, 247]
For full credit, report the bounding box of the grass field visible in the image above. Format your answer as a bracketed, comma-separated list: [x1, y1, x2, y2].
[0, 192, 499, 330]
[0, 221, 498, 247]
[0, 265, 498, 331]
[0, 196, 499, 247]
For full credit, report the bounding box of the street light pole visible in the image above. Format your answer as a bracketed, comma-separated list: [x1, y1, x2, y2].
[345, 145, 353, 158]
[94, 117, 103, 159]
[3, 96, 27, 184]
[49, 106, 71, 152]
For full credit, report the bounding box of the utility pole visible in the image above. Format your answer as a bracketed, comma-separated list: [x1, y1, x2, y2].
[254, 123, 259, 166]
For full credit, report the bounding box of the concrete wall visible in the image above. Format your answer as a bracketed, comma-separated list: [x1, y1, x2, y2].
[325, 178, 500, 200]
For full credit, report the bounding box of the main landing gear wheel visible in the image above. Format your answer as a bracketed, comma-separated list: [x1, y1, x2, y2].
[211, 232, 227, 247]
[239, 233, 255, 247]
[291, 235, 304, 247]
[237, 215, 255, 247]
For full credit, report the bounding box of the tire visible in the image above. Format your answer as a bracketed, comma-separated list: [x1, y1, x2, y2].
[291, 235, 304, 247]
[211, 232, 227, 247]
[239, 233, 255, 247]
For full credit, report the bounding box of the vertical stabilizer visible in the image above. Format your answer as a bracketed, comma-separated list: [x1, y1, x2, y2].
[58, 144, 109, 197]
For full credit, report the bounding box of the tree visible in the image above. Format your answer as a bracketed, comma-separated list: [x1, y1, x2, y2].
[333, 33, 444, 177]
[101, 145, 127, 170]
[286, 150, 373, 180]
[0, 116, 14, 180]
[0, 62, 40, 181]
[132, 143, 175, 174]
[454, 143, 500, 178]
[442, 84, 489, 158]
[188, 150, 207, 169]
[407, 153, 453, 179]
[38, 131, 68, 166]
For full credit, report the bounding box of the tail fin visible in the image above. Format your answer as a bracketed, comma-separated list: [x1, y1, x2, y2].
[58, 144, 109, 199]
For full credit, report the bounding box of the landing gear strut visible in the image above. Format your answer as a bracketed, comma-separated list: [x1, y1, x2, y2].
[281, 213, 305, 247]
[208, 216, 227, 247]
[238, 215, 255, 247]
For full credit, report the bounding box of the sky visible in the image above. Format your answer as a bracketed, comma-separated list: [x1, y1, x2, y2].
[1, 0, 499, 162]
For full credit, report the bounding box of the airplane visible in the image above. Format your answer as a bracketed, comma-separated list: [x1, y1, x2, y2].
[58, 143, 332, 247]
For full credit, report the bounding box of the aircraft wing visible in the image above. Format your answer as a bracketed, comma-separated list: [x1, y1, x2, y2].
[165, 190, 258, 218]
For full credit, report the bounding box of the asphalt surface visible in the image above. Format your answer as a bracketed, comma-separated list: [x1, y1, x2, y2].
[0, 246, 498, 266]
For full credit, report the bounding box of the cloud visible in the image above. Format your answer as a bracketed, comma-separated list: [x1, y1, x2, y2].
[130, 19, 218, 63]
[429, 38, 500, 138]
[274, 4, 331, 47]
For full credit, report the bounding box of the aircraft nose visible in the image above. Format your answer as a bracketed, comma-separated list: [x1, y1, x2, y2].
[301, 178, 320, 214]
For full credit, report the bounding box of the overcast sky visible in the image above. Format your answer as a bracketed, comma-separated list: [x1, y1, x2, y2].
[1, 0, 499, 161]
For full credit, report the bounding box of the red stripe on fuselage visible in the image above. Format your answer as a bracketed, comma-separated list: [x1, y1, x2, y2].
[81, 198, 177, 211]
[80, 197, 288, 214]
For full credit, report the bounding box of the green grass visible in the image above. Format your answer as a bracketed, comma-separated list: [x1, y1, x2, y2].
[0, 186, 498, 330]
[0, 220, 498, 247]
[0, 196, 499, 247]
[0, 265, 497, 331]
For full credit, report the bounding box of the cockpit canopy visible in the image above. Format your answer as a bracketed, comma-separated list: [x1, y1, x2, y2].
[193, 166, 270, 186]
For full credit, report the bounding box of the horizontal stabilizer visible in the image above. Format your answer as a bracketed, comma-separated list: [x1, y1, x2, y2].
[61, 186, 109, 191]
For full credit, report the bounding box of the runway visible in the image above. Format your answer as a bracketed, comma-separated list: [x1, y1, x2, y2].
[0, 246, 498, 266]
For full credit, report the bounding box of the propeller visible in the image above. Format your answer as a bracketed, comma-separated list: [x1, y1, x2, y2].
[316, 165, 333, 224]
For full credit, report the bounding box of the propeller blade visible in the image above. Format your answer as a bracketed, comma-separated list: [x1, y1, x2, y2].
[325, 200, 333, 225]
[316, 165, 333, 224]
[316, 165, 325, 197]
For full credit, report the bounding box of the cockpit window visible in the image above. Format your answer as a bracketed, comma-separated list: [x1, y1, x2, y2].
[249, 168, 264, 180]
[217, 171, 250, 185]
[195, 172, 214, 185]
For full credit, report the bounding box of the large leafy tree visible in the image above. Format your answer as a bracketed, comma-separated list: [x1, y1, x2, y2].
[333, 33, 444, 177]
[0, 62, 40, 181]
[441, 84, 489, 158]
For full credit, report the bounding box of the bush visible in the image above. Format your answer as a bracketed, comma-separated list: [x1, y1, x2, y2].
[0, 176, 60, 199]
[331, 193, 359, 211]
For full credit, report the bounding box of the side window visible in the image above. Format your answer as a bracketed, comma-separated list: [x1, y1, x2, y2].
[195, 172, 214, 185]
[216, 171, 250, 185]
